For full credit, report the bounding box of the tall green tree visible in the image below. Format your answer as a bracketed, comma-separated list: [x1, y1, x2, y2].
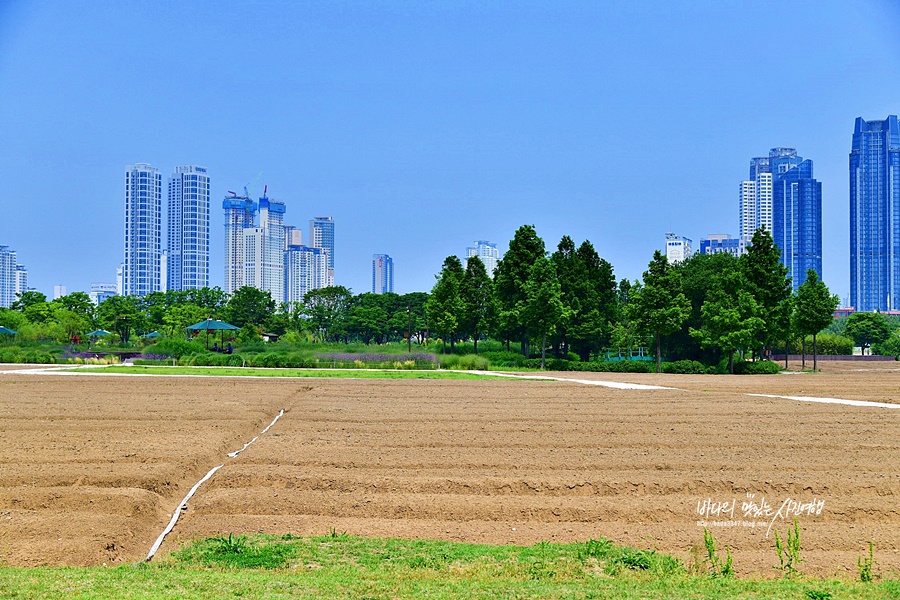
[425, 256, 465, 352]
[222, 286, 276, 329]
[742, 228, 792, 358]
[96, 295, 143, 344]
[629, 251, 690, 373]
[460, 256, 495, 354]
[794, 270, 839, 370]
[519, 256, 565, 369]
[302, 286, 352, 342]
[553, 237, 618, 361]
[494, 225, 546, 355]
[844, 310, 889, 358]
[689, 269, 765, 373]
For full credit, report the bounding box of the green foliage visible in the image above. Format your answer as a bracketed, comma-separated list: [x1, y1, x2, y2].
[173, 533, 297, 569]
[733, 360, 782, 375]
[773, 518, 804, 577]
[874, 330, 900, 358]
[690, 267, 764, 373]
[742, 228, 792, 355]
[858, 540, 876, 583]
[480, 350, 526, 367]
[799, 332, 854, 356]
[630, 251, 690, 372]
[222, 286, 276, 329]
[702, 528, 733, 578]
[804, 590, 833, 600]
[845, 311, 890, 355]
[460, 256, 496, 354]
[494, 225, 546, 354]
[426, 256, 466, 351]
[144, 338, 207, 359]
[661, 360, 710, 374]
[794, 270, 840, 369]
[519, 256, 566, 369]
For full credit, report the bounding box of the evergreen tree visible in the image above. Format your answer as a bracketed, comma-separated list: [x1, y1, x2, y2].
[519, 256, 565, 369]
[742, 228, 792, 358]
[794, 270, 839, 370]
[494, 225, 546, 355]
[460, 256, 495, 354]
[629, 251, 690, 373]
[425, 256, 465, 352]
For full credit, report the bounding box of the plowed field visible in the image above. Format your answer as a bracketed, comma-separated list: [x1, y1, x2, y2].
[1, 361, 898, 576]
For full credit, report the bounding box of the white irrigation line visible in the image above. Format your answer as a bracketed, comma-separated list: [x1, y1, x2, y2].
[145, 464, 222, 561]
[227, 409, 285, 458]
[746, 393, 900, 409]
[144, 408, 285, 561]
[481, 371, 678, 390]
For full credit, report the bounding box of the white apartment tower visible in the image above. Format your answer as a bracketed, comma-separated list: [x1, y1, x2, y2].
[285, 245, 328, 305]
[123, 163, 162, 297]
[0, 246, 16, 308]
[167, 165, 210, 291]
[465, 240, 500, 276]
[223, 192, 257, 294]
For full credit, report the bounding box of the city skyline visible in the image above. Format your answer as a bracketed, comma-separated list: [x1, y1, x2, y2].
[2, 2, 900, 299]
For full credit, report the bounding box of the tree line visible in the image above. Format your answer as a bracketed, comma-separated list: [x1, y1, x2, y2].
[0, 224, 852, 371]
[425, 225, 841, 372]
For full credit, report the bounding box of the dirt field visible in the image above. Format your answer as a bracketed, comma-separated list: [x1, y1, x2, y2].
[1, 361, 898, 577]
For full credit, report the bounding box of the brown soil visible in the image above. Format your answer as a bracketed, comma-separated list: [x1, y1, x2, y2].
[1, 362, 899, 577]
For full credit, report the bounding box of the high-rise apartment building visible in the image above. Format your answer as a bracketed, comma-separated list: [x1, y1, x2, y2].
[53, 285, 67, 300]
[850, 115, 900, 311]
[465, 240, 500, 275]
[285, 245, 327, 305]
[372, 254, 394, 294]
[14, 265, 28, 299]
[223, 191, 258, 294]
[772, 154, 822, 290]
[740, 157, 773, 245]
[0, 246, 16, 308]
[309, 217, 335, 286]
[167, 166, 210, 291]
[664, 233, 692, 264]
[123, 163, 162, 297]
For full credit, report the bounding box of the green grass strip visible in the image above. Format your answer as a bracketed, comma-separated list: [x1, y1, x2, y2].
[69, 365, 509, 380]
[1, 535, 895, 599]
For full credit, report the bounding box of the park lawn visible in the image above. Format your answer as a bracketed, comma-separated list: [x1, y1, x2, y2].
[75, 365, 512, 380]
[0, 535, 894, 599]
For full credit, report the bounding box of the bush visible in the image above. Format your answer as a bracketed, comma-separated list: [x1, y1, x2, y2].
[145, 338, 207, 359]
[733, 360, 781, 375]
[480, 351, 526, 368]
[661, 360, 710, 374]
[454, 354, 490, 370]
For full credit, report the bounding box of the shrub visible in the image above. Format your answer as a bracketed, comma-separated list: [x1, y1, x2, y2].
[145, 338, 207, 359]
[480, 351, 526, 368]
[455, 354, 490, 370]
[662, 360, 710, 375]
[733, 360, 782, 375]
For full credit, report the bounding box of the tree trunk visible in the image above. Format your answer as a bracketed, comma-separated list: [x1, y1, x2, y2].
[813, 333, 818, 372]
[541, 332, 547, 370]
[473, 333, 478, 355]
[801, 338, 806, 369]
[728, 351, 734, 374]
[784, 338, 789, 369]
[655, 330, 662, 374]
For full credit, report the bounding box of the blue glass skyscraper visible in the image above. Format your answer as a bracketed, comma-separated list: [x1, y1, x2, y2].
[771, 150, 822, 291]
[850, 116, 900, 312]
[167, 166, 210, 291]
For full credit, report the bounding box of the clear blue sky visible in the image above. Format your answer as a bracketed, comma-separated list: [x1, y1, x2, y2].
[2, 1, 899, 302]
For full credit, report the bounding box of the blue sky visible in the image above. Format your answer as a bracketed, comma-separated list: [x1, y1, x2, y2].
[1, 1, 899, 302]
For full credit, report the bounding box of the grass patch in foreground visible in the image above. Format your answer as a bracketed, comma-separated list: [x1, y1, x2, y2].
[78, 365, 509, 380]
[2, 535, 897, 599]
